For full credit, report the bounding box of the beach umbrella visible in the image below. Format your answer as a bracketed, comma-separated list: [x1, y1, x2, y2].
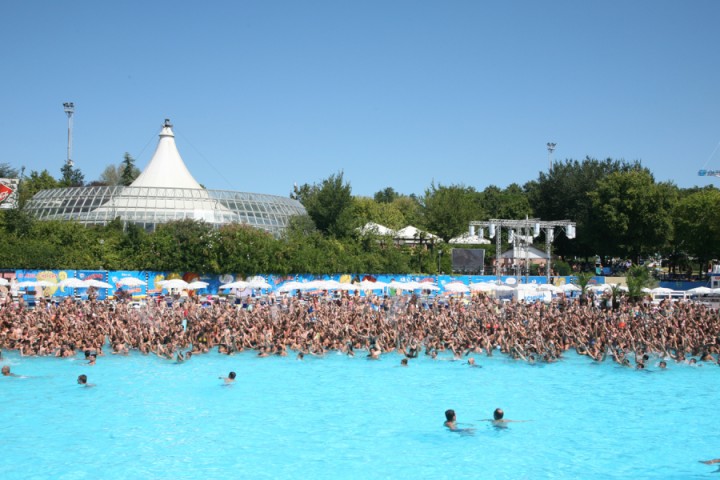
[359, 280, 389, 290]
[85, 279, 113, 289]
[444, 282, 470, 294]
[277, 281, 303, 293]
[336, 282, 359, 291]
[58, 278, 90, 289]
[688, 287, 712, 295]
[537, 284, 562, 293]
[117, 277, 147, 287]
[247, 277, 272, 289]
[159, 279, 190, 290]
[493, 285, 515, 293]
[589, 284, 611, 293]
[389, 280, 412, 290]
[219, 281, 250, 290]
[650, 287, 674, 295]
[318, 280, 343, 290]
[560, 283, 581, 293]
[469, 282, 496, 292]
[187, 281, 209, 290]
[419, 282, 441, 292]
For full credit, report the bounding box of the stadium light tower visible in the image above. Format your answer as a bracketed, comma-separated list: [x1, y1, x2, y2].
[547, 142, 556, 172]
[63, 102, 75, 167]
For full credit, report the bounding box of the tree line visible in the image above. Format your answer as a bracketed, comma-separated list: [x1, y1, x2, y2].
[0, 156, 718, 274]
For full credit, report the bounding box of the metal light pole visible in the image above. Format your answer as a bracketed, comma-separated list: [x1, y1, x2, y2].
[63, 102, 75, 167]
[547, 142, 556, 172]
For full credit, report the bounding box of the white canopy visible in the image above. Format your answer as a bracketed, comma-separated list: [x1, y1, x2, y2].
[359, 222, 395, 236]
[131, 120, 203, 190]
[395, 226, 439, 242]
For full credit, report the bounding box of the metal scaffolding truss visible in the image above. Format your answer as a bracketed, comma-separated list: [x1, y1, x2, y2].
[469, 218, 576, 281]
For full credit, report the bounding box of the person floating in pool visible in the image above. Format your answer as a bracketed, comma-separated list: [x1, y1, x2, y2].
[400, 358, 408, 367]
[444, 409, 457, 430]
[700, 458, 720, 472]
[467, 357, 481, 368]
[483, 408, 528, 428]
[444, 409, 474, 435]
[219, 371, 236, 384]
[77, 374, 95, 387]
[2, 365, 19, 377]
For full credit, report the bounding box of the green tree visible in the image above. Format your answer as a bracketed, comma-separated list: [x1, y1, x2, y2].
[294, 171, 353, 237]
[374, 187, 399, 204]
[98, 164, 121, 186]
[120, 153, 141, 186]
[345, 197, 406, 230]
[671, 187, 720, 271]
[526, 158, 641, 258]
[59, 162, 84, 187]
[421, 182, 481, 242]
[625, 265, 657, 302]
[18, 169, 59, 207]
[140, 220, 218, 272]
[391, 195, 423, 227]
[215, 223, 281, 276]
[0, 163, 20, 178]
[478, 184, 531, 219]
[588, 169, 676, 261]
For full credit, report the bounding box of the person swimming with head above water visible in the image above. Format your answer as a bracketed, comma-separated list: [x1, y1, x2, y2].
[483, 408, 529, 428]
[2, 365, 19, 377]
[444, 409, 475, 434]
[219, 371, 236, 384]
[444, 409, 457, 430]
[77, 374, 95, 387]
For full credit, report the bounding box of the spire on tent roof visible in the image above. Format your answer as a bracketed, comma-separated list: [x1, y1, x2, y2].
[130, 119, 203, 189]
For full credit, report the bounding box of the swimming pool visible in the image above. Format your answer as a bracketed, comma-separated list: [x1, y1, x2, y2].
[1, 350, 718, 479]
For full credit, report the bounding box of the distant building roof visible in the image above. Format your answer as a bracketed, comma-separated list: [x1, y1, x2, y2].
[25, 119, 305, 234]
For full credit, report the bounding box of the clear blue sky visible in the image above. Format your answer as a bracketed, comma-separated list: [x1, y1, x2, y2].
[2, 1, 719, 197]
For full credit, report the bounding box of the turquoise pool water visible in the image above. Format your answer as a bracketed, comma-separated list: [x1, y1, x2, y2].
[1, 350, 719, 479]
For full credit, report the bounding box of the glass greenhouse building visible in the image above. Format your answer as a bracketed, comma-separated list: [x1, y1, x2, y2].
[25, 120, 306, 235]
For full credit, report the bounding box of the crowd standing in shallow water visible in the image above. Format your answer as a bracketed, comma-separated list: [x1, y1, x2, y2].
[1, 291, 720, 368]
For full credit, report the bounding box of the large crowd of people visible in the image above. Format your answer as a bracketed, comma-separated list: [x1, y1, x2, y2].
[1, 290, 719, 368]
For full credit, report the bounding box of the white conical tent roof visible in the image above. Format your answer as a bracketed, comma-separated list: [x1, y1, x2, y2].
[131, 120, 203, 189]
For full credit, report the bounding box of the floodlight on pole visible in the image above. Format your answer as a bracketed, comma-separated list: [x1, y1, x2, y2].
[63, 102, 75, 167]
[547, 142, 556, 172]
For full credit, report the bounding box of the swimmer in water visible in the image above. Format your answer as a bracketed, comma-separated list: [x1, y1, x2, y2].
[658, 360, 667, 369]
[468, 357, 481, 368]
[77, 374, 95, 387]
[2, 365, 19, 377]
[483, 408, 528, 428]
[444, 409, 475, 435]
[444, 409, 457, 430]
[219, 371, 236, 384]
[400, 358, 408, 367]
